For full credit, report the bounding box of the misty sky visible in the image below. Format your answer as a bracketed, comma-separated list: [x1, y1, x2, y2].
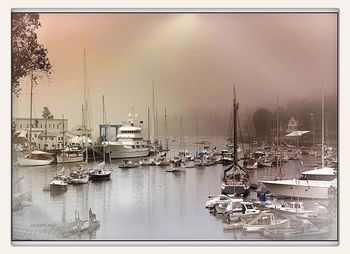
[12, 13, 337, 139]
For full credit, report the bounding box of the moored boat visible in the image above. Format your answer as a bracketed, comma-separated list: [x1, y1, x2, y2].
[242, 212, 290, 232]
[18, 150, 54, 166]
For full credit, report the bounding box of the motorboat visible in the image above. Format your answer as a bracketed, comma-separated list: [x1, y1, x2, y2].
[49, 175, 68, 192]
[89, 162, 111, 181]
[214, 197, 243, 214]
[261, 167, 337, 199]
[103, 112, 149, 159]
[226, 201, 261, 221]
[242, 212, 290, 232]
[205, 194, 238, 209]
[17, 150, 54, 166]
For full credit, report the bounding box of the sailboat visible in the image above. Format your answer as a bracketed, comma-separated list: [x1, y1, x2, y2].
[221, 85, 250, 197]
[261, 88, 337, 199]
[89, 95, 111, 181]
[17, 73, 54, 166]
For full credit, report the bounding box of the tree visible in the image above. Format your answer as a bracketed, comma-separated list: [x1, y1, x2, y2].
[252, 108, 272, 140]
[12, 13, 52, 96]
[42, 106, 54, 150]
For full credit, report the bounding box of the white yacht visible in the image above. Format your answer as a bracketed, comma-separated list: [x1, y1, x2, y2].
[103, 112, 149, 159]
[261, 167, 337, 199]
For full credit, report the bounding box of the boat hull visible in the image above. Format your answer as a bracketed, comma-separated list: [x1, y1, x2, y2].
[105, 144, 149, 159]
[70, 177, 89, 184]
[261, 179, 336, 199]
[18, 158, 54, 166]
[90, 173, 111, 181]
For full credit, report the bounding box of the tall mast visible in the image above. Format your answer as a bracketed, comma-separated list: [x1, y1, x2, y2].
[276, 96, 279, 167]
[233, 85, 239, 166]
[62, 114, 65, 164]
[195, 112, 199, 152]
[152, 81, 156, 143]
[102, 95, 106, 163]
[164, 107, 168, 150]
[321, 86, 325, 168]
[83, 49, 88, 163]
[180, 115, 184, 154]
[29, 72, 33, 151]
[147, 107, 150, 142]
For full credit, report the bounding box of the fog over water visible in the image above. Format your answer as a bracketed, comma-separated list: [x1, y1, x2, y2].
[12, 13, 337, 139]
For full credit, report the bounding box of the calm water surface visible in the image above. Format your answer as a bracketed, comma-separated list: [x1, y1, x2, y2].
[12, 138, 337, 240]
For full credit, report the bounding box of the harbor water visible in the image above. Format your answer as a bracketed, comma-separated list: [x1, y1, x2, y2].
[12, 137, 337, 240]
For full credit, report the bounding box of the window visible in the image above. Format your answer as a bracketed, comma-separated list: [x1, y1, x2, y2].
[34, 134, 37, 138]
[20, 124, 22, 128]
[40, 124, 42, 128]
[49, 124, 51, 128]
[27, 124, 29, 128]
[136, 145, 140, 149]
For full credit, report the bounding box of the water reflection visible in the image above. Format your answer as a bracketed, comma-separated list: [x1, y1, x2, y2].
[12, 138, 337, 240]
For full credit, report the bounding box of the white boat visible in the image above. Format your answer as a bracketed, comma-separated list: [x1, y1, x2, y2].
[205, 195, 238, 209]
[261, 167, 337, 199]
[243, 212, 290, 232]
[214, 198, 243, 214]
[103, 112, 149, 159]
[17, 150, 54, 166]
[226, 199, 260, 219]
[49, 175, 68, 192]
[226, 201, 261, 220]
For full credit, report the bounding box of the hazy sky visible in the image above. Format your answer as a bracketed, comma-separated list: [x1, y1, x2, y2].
[13, 13, 337, 139]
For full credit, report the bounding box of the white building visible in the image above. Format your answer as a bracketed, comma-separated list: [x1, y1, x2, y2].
[13, 117, 68, 150]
